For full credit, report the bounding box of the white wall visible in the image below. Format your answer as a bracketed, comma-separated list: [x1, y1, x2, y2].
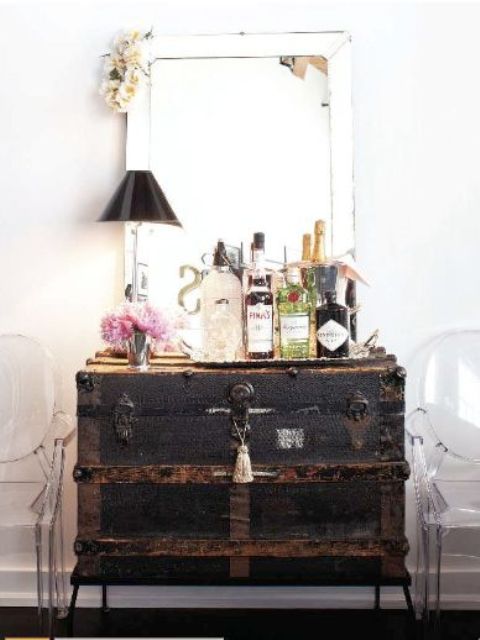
[1, 0, 480, 609]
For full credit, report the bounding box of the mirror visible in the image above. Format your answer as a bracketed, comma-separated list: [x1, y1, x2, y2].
[126, 32, 354, 310]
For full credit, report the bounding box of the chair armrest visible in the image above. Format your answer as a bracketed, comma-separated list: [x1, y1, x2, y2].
[408, 430, 443, 526]
[51, 410, 76, 447]
[405, 426, 423, 445]
[38, 438, 65, 527]
[405, 407, 427, 439]
[32, 413, 73, 524]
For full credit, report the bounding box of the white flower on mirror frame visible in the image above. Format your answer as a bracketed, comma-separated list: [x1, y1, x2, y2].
[127, 29, 143, 43]
[100, 28, 153, 113]
[114, 29, 143, 51]
[99, 79, 120, 100]
[118, 81, 137, 103]
[122, 44, 146, 68]
[104, 54, 125, 76]
[114, 89, 131, 112]
[124, 69, 141, 87]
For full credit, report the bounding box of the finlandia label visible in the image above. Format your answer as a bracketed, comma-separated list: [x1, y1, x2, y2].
[317, 319, 349, 351]
[247, 303, 273, 352]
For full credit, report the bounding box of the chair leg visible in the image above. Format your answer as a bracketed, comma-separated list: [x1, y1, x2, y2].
[413, 520, 423, 620]
[374, 585, 381, 610]
[35, 524, 44, 631]
[422, 526, 431, 639]
[47, 523, 55, 640]
[102, 584, 110, 613]
[55, 499, 68, 619]
[67, 584, 79, 637]
[403, 585, 417, 640]
[432, 527, 443, 639]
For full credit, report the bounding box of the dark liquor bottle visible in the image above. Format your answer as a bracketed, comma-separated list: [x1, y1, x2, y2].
[245, 233, 274, 290]
[316, 290, 350, 358]
[245, 233, 274, 359]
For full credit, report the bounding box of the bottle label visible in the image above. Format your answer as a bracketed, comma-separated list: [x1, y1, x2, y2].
[247, 303, 273, 352]
[280, 313, 309, 345]
[317, 319, 349, 351]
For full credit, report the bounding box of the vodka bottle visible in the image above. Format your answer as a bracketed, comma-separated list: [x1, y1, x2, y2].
[200, 240, 243, 359]
[205, 299, 241, 361]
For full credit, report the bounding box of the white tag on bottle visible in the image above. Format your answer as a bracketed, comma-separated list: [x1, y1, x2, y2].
[279, 314, 309, 344]
[317, 319, 349, 351]
[247, 303, 273, 352]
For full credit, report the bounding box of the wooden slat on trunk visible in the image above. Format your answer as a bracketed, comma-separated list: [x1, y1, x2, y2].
[229, 485, 250, 577]
[74, 536, 409, 558]
[73, 461, 410, 484]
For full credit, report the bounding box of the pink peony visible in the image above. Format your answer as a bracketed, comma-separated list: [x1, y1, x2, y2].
[100, 302, 181, 350]
[100, 314, 133, 346]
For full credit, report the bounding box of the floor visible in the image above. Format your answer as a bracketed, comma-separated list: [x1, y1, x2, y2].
[1, 607, 480, 640]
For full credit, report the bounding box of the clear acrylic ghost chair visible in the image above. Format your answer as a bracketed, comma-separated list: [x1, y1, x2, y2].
[406, 329, 480, 638]
[0, 334, 75, 639]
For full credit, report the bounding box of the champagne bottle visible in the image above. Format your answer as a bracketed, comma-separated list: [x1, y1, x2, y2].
[310, 218, 338, 331]
[300, 221, 326, 358]
[302, 234, 312, 262]
[311, 219, 326, 263]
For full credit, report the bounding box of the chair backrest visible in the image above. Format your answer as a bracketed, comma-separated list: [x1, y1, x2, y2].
[408, 329, 480, 462]
[0, 334, 56, 463]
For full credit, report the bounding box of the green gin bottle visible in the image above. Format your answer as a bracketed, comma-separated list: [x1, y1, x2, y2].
[277, 267, 311, 359]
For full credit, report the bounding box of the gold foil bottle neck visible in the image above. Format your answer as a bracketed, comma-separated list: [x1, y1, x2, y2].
[314, 219, 325, 235]
[312, 219, 326, 263]
[302, 234, 311, 262]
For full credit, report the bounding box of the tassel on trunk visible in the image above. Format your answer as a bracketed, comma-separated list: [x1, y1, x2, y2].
[233, 444, 254, 483]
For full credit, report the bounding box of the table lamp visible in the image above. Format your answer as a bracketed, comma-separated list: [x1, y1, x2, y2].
[99, 170, 182, 302]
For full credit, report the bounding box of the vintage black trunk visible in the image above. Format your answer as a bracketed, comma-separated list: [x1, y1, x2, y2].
[73, 353, 409, 586]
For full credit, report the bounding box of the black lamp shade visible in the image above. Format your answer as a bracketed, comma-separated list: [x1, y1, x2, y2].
[99, 170, 182, 227]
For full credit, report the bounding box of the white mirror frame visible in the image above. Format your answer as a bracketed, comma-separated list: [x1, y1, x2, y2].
[126, 31, 354, 257]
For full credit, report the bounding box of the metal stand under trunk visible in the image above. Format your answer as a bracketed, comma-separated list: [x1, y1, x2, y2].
[67, 571, 416, 639]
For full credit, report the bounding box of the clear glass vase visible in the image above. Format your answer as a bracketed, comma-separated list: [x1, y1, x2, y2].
[127, 331, 151, 370]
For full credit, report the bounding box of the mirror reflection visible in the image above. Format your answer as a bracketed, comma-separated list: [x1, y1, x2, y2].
[125, 37, 354, 315]
[151, 56, 331, 259]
